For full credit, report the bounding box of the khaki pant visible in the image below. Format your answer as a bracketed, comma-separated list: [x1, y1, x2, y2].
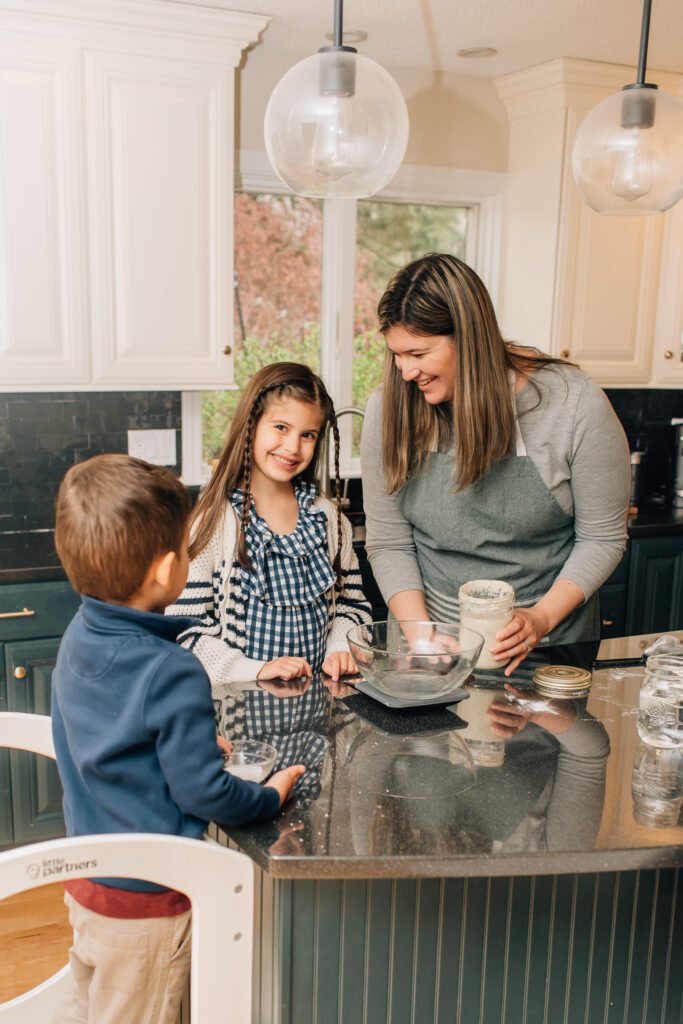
[52, 893, 192, 1024]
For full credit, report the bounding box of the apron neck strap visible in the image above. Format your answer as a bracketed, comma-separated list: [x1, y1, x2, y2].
[508, 370, 527, 458]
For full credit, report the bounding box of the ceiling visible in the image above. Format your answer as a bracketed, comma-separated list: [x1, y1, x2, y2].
[185, 0, 683, 79]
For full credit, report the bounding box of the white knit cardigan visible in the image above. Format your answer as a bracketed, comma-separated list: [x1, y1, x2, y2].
[166, 496, 371, 686]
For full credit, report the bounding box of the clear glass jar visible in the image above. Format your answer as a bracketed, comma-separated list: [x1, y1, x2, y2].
[631, 742, 683, 827]
[458, 580, 514, 670]
[458, 685, 507, 766]
[637, 655, 683, 748]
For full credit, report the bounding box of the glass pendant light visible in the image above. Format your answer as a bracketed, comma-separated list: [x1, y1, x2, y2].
[264, 0, 409, 199]
[572, 0, 683, 215]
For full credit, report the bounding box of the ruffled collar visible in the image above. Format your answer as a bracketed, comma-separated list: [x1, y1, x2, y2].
[229, 481, 334, 604]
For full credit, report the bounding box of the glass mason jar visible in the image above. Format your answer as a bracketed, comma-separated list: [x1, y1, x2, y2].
[631, 742, 683, 828]
[458, 580, 515, 670]
[637, 655, 683, 748]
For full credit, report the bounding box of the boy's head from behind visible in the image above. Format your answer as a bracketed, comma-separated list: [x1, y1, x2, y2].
[55, 454, 192, 608]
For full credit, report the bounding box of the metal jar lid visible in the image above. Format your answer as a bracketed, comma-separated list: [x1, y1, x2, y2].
[532, 664, 592, 697]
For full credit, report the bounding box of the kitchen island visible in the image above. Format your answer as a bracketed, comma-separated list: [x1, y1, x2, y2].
[204, 634, 682, 1024]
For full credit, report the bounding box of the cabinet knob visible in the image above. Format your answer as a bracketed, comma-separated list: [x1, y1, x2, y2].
[560, 349, 570, 359]
[14, 666, 27, 680]
[223, 345, 232, 356]
[664, 350, 673, 359]
[602, 619, 614, 627]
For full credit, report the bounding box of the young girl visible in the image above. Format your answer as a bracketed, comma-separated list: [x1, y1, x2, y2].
[168, 363, 371, 696]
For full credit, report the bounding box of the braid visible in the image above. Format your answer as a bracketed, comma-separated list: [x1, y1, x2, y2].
[329, 413, 343, 590]
[237, 393, 266, 571]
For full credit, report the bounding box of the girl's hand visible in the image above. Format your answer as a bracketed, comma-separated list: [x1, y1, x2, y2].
[322, 650, 357, 680]
[257, 657, 312, 682]
[490, 606, 550, 676]
[265, 765, 306, 807]
[216, 735, 233, 756]
[257, 676, 312, 698]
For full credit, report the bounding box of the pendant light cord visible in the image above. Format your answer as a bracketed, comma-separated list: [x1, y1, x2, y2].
[636, 0, 652, 85]
[334, 0, 344, 48]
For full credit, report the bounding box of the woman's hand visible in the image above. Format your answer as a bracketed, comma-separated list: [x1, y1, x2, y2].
[322, 650, 357, 681]
[257, 657, 312, 682]
[486, 684, 577, 737]
[490, 606, 550, 676]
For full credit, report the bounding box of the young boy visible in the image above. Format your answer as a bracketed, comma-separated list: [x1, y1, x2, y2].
[51, 453, 303, 1024]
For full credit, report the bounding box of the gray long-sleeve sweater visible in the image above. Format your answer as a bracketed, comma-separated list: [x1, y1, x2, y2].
[361, 363, 630, 606]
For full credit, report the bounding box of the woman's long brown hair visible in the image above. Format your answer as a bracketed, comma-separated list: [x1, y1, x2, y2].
[377, 253, 571, 493]
[189, 362, 343, 584]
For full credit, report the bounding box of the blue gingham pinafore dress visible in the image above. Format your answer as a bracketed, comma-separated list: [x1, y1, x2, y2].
[228, 481, 336, 675]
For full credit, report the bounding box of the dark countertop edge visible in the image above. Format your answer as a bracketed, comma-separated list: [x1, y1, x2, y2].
[226, 835, 683, 880]
[627, 520, 683, 538]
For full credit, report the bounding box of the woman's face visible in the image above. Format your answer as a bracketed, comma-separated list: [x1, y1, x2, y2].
[385, 325, 456, 405]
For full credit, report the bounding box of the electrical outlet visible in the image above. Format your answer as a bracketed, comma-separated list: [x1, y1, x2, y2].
[127, 429, 177, 466]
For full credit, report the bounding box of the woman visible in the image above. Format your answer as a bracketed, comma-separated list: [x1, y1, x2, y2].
[360, 253, 630, 674]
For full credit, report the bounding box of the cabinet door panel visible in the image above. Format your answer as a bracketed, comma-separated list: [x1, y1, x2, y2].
[5, 638, 64, 844]
[0, 643, 13, 846]
[625, 538, 683, 636]
[0, 38, 88, 386]
[599, 583, 628, 639]
[85, 49, 234, 387]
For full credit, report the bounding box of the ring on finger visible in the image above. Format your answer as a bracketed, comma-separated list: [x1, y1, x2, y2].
[524, 638, 531, 652]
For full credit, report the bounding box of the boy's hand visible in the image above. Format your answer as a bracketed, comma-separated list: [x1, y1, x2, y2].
[216, 735, 233, 756]
[257, 657, 312, 681]
[265, 765, 306, 807]
[322, 650, 357, 680]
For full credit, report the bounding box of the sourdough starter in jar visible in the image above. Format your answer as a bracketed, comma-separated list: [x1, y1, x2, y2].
[458, 580, 515, 670]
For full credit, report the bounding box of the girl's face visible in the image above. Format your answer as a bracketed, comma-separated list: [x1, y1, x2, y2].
[385, 325, 456, 405]
[251, 397, 324, 486]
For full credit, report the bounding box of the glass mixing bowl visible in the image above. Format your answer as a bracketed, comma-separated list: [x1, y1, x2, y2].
[347, 621, 484, 701]
[222, 739, 278, 782]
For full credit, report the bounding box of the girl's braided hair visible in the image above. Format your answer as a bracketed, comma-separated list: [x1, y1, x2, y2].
[189, 362, 343, 588]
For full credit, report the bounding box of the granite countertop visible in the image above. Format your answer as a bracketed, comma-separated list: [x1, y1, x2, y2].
[220, 633, 683, 880]
[2, 506, 683, 585]
[627, 508, 683, 537]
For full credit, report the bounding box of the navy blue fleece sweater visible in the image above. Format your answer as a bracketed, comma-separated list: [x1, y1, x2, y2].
[51, 596, 279, 891]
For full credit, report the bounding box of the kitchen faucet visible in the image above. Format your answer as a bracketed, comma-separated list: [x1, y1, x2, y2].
[317, 405, 365, 501]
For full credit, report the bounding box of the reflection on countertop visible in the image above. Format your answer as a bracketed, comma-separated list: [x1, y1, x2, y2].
[217, 635, 682, 880]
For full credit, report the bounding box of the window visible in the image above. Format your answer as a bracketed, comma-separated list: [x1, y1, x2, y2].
[182, 153, 505, 484]
[201, 192, 322, 467]
[351, 200, 469, 456]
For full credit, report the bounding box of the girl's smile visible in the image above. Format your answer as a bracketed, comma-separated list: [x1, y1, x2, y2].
[251, 398, 324, 487]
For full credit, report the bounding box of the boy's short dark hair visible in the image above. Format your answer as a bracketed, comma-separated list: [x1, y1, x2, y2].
[55, 454, 192, 602]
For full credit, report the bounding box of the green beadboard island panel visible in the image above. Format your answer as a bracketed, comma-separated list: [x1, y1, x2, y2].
[264, 870, 681, 1024]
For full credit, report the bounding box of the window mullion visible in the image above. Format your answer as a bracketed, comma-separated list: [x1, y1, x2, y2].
[321, 196, 358, 470]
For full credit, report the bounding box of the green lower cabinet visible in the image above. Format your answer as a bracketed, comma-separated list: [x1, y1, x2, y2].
[626, 536, 683, 635]
[0, 650, 13, 845]
[5, 637, 65, 844]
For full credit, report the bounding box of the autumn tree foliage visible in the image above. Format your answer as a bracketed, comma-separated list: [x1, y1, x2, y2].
[202, 192, 467, 460]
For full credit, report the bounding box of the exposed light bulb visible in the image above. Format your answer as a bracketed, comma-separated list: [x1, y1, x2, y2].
[611, 129, 654, 201]
[311, 97, 357, 179]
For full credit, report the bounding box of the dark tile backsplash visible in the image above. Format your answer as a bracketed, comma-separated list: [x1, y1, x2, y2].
[0, 392, 181, 534]
[605, 388, 683, 508]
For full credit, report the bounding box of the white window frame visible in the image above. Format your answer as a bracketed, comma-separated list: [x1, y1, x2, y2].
[182, 150, 506, 484]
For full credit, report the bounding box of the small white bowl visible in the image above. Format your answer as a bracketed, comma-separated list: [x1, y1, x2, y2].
[222, 739, 278, 782]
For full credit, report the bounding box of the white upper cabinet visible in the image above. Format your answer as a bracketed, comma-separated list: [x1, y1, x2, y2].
[496, 59, 682, 388]
[0, 0, 268, 391]
[0, 39, 88, 386]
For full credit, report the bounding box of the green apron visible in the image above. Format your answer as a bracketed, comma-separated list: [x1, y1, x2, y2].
[398, 385, 599, 644]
